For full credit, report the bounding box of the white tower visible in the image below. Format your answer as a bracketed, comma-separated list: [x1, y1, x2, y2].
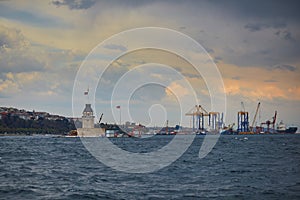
[82, 104, 95, 128]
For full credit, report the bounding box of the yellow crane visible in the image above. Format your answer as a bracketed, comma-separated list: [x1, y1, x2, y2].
[186, 105, 209, 131]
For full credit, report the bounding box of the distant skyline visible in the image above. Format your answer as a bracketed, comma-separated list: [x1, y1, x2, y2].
[0, 0, 299, 129]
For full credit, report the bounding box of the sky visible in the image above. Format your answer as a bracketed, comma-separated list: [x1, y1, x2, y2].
[0, 0, 299, 129]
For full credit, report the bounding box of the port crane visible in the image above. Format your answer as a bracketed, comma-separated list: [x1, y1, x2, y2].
[186, 105, 222, 132]
[186, 105, 209, 132]
[241, 101, 245, 112]
[250, 102, 261, 132]
[261, 111, 277, 133]
[237, 102, 249, 133]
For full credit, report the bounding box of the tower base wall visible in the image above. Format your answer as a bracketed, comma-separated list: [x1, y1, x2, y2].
[77, 128, 105, 137]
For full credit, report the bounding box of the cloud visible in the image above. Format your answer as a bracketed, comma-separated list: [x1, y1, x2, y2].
[131, 84, 166, 102]
[274, 30, 296, 42]
[214, 56, 222, 63]
[0, 0, 299, 126]
[282, 31, 295, 42]
[244, 23, 265, 32]
[103, 44, 127, 52]
[165, 81, 190, 100]
[212, 0, 300, 22]
[244, 21, 286, 32]
[0, 24, 84, 109]
[273, 64, 297, 71]
[0, 52, 45, 73]
[0, 4, 68, 28]
[232, 76, 240, 80]
[0, 75, 20, 95]
[220, 63, 300, 102]
[0, 25, 27, 49]
[51, 0, 96, 10]
[0, 25, 45, 73]
[264, 79, 277, 83]
[182, 73, 200, 79]
[203, 46, 214, 53]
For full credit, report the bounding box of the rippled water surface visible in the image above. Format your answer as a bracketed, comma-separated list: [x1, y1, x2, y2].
[0, 135, 299, 199]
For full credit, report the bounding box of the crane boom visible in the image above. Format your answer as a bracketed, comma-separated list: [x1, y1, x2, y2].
[251, 102, 260, 130]
[98, 113, 103, 124]
[273, 111, 277, 124]
[241, 102, 245, 112]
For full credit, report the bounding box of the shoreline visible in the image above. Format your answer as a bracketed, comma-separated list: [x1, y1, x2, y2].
[0, 133, 299, 137]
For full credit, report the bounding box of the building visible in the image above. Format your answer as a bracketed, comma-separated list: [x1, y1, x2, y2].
[82, 104, 94, 128]
[77, 104, 105, 137]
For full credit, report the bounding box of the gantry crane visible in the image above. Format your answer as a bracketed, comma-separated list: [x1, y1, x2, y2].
[186, 105, 209, 132]
[185, 105, 222, 133]
[238, 101, 250, 133]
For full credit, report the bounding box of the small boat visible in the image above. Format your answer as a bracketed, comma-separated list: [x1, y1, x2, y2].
[66, 130, 78, 137]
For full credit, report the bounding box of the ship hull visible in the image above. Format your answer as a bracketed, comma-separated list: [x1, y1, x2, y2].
[276, 127, 297, 134]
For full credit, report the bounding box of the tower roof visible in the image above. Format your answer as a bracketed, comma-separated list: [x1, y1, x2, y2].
[83, 104, 93, 113]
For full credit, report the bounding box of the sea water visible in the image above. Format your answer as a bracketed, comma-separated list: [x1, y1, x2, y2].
[0, 134, 299, 199]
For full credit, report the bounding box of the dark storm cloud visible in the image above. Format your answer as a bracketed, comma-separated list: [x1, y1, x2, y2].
[222, 48, 299, 68]
[116, 0, 300, 20]
[204, 0, 300, 46]
[52, 0, 96, 10]
[244, 22, 286, 32]
[216, 0, 300, 68]
[274, 30, 296, 42]
[209, 0, 300, 21]
[282, 31, 294, 42]
[50, 0, 300, 23]
[273, 64, 297, 71]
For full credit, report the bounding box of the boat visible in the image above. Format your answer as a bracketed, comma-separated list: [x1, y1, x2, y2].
[220, 123, 236, 135]
[156, 127, 177, 135]
[100, 123, 133, 138]
[156, 121, 178, 135]
[66, 129, 78, 137]
[276, 121, 297, 134]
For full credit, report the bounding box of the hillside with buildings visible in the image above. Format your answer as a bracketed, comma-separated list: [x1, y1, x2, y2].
[0, 107, 75, 135]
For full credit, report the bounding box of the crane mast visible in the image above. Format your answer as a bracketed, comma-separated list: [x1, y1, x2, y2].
[251, 102, 260, 131]
[241, 101, 245, 112]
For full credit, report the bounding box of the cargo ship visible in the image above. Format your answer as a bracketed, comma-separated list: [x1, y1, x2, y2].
[276, 121, 297, 134]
